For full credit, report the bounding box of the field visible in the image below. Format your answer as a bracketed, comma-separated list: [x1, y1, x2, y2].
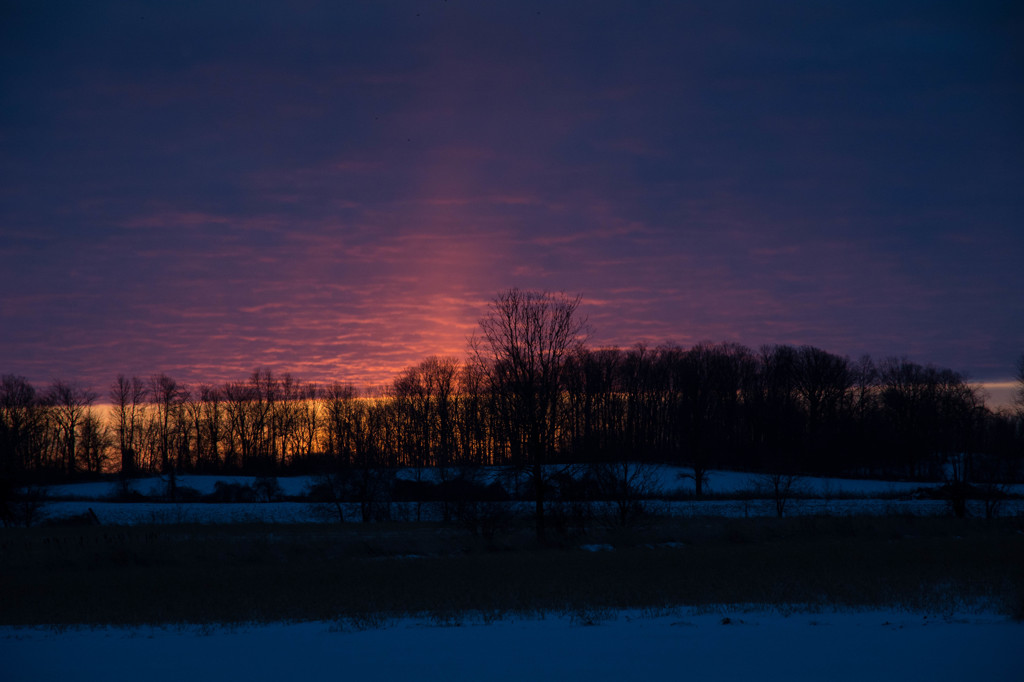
[26, 466, 1024, 524]
[5, 610, 1021, 682]
[2, 516, 1022, 626]
[4, 469, 1023, 680]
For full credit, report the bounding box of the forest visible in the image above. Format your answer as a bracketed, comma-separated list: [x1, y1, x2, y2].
[2, 291, 1023, 498]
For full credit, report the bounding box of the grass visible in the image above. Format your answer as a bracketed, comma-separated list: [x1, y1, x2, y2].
[1, 516, 1022, 626]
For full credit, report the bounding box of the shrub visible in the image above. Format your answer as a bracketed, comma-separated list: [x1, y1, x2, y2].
[457, 500, 515, 544]
[208, 481, 256, 503]
[4, 485, 49, 527]
[392, 479, 439, 502]
[175, 486, 202, 502]
[253, 476, 283, 502]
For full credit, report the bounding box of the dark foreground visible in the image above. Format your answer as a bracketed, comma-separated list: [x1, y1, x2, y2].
[2, 516, 1022, 626]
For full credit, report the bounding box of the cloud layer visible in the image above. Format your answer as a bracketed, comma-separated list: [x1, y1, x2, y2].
[2, 2, 1022, 391]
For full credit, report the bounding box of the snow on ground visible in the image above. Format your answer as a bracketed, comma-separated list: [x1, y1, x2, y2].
[43, 466, 988, 502]
[31, 466, 1024, 525]
[657, 467, 945, 497]
[43, 475, 318, 500]
[45, 498, 1024, 525]
[43, 501, 324, 525]
[3, 610, 1019, 682]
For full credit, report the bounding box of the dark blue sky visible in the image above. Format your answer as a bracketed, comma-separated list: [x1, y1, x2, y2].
[2, 1, 1022, 400]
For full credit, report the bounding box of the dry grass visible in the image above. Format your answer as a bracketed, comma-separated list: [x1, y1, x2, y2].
[1, 516, 1021, 626]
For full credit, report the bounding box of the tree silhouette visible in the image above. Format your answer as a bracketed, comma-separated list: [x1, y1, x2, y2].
[45, 380, 96, 475]
[473, 289, 588, 541]
[110, 375, 147, 475]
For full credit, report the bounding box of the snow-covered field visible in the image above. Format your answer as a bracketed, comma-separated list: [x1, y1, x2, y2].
[32, 467, 1023, 525]
[44, 497, 1024, 525]
[43, 475, 316, 500]
[42, 467, 973, 501]
[3, 610, 1019, 682]
[11, 468, 1022, 678]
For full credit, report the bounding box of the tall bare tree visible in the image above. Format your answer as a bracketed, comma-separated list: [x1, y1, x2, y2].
[45, 381, 96, 475]
[753, 345, 803, 474]
[1, 375, 41, 477]
[792, 346, 852, 472]
[1, 376, 44, 522]
[393, 356, 462, 520]
[223, 380, 257, 470]
[473, 289, 588, 541]
[289, 382, 322, 462]
[78, 410, 112, 474]
[199, 384, 224, 469]
[110, 375, 147, 475]
[150, 373, 183, 474]
[678, 342, 756, 497]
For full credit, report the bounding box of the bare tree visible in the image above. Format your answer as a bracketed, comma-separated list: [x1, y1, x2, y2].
[794, 347, 850, 429]
[1, 375, 42, 477]
[45, 380, 97, 475]
[591, 459, 662, 526]
[753, 345, 803, 476]
[847, 355, 879, 474]
[757, 470, 805, 518]
[222, 380, 257, 470]
[621, 344, 660, 463]
[1, 376, 44, 524]
[391, 364, 432, 521]
[421, 356, 460, 471]
[790, 346, 853, 474]
[399, 356, 461, 522]
[562, 346, 625, 462]
[456, 359, 493, 467]
[150, 373, 183, 474]
[313, 382, 361, 523]
[79, 410, 112, 474]
[110, 375, 147, 475]
[199, 385, 223, 469]
[181, 386, 204, 471]
[323, 382, 358, 465]
[676, 343, 755, 497]
[290, 382, 322, 462]
[472, 289, 588, 541]
[249, 368, 278, 466]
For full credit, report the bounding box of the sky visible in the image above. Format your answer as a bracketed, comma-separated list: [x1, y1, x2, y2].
[2, 1, 1022, 400]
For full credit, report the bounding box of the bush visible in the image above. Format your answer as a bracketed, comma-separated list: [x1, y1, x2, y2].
[208, 481, 257, 503]
[253, 476, 283, 502]
[175, 485, 202, 502]
[108, 481, 149, 502]
[546, 500, 594, 538]
[393, 479, 439, 502]
[4, 485, 49, 527]
[550, 469, 599, 502]
[457, 500, 515, 543]
[43, 508, 100, 527]
[440, 477, 509, 502]
[392, 476, 510, 503]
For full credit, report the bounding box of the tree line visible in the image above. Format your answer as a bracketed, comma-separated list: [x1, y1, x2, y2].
[2, 290, 1023, 495]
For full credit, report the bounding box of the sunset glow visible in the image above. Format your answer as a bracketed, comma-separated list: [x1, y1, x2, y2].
[1, 2, 1021, 394]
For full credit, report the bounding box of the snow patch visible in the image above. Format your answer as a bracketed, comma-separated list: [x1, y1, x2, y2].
[3, 610, 1019, 682]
